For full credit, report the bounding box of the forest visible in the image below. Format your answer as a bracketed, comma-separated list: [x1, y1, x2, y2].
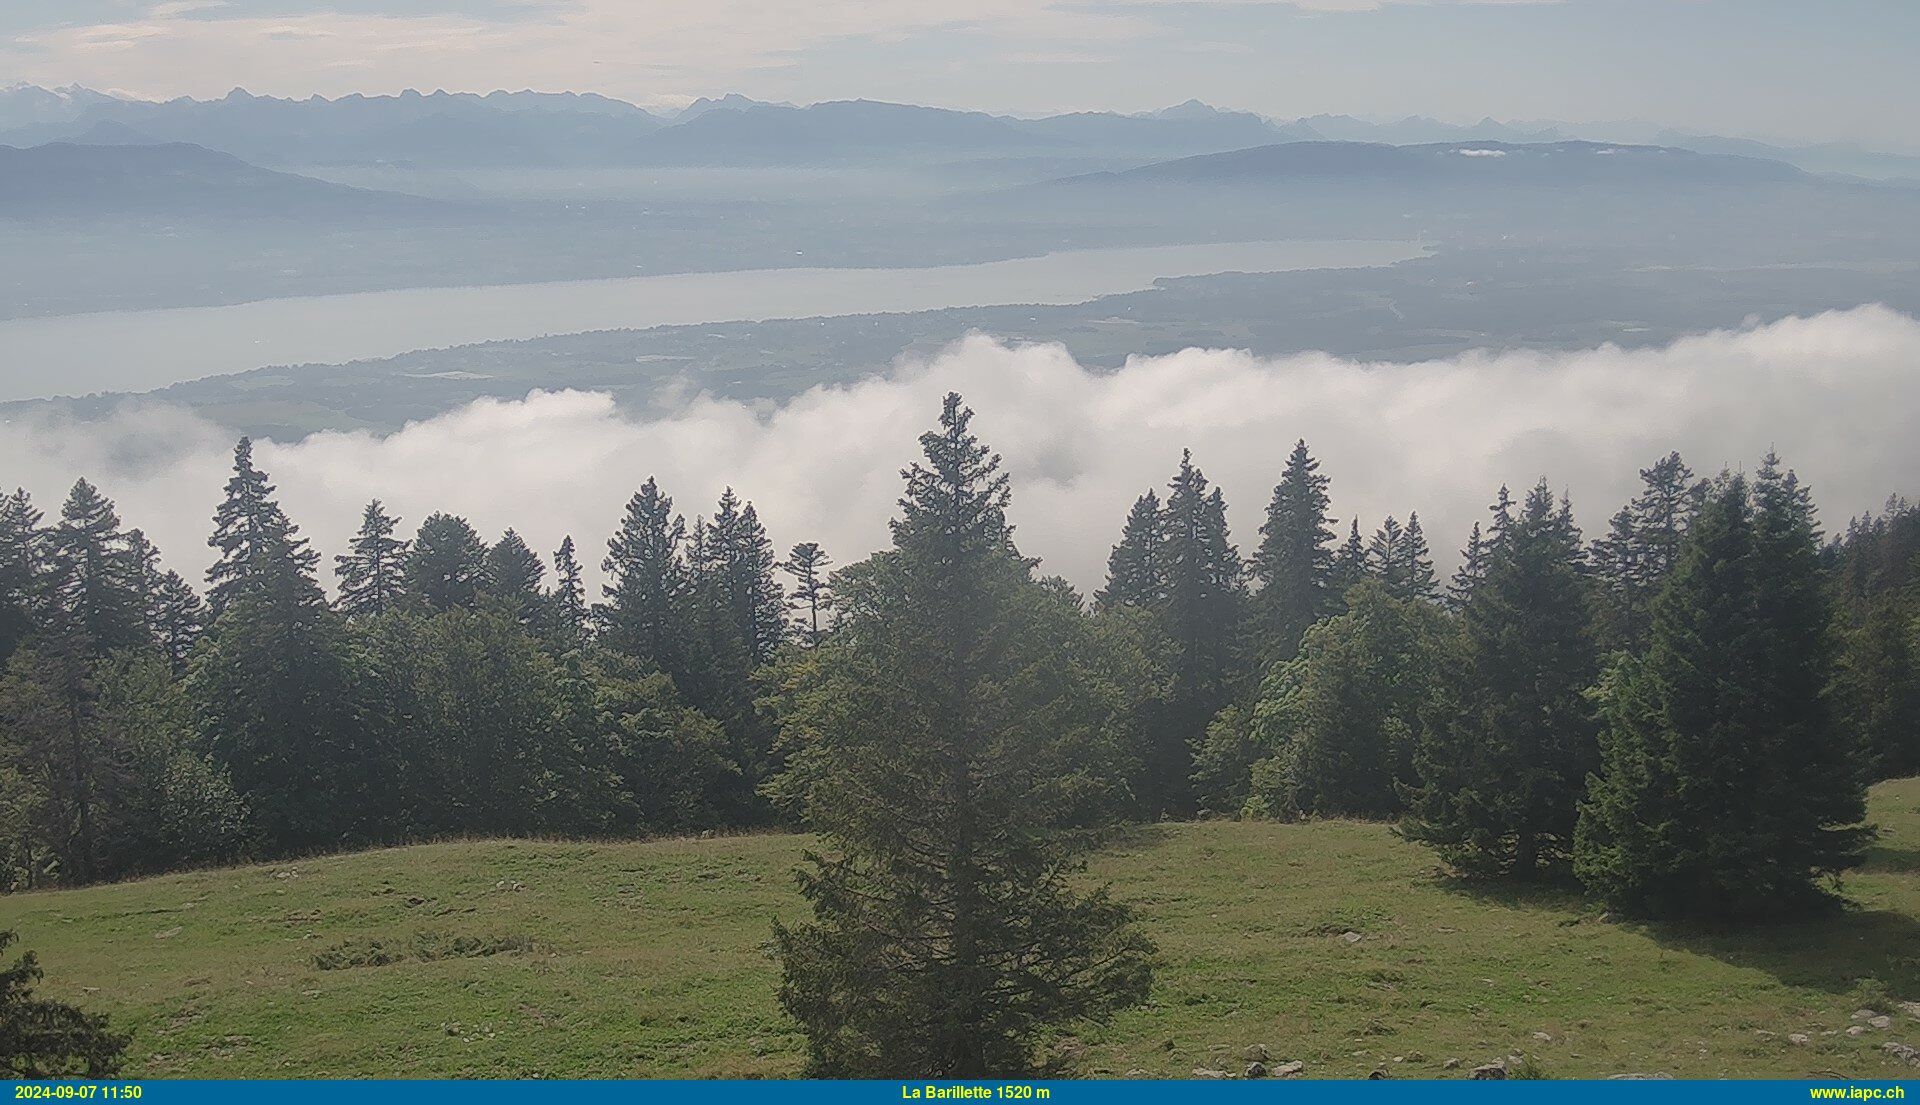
[2, 393, 1918, 1076]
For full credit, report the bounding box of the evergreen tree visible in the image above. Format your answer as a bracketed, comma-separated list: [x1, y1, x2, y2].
[404, 512, 488, 612]
[1251, 440, 1337, 663]
[45, 480, 145, 653]
[334, 500, 408, 617]
[1153, 450, 1247, 815]
[206, 438, 318, 615]
[1835, 589, 1920, 780]
[484, 528, 547, 626]
[1096, 491, 1166, 610]
[1448, 522, 1488, 611]
[772, 394, 1152, 1077]
[780, 542, 833, 647]
[597, 478, 689, 675]
[708, 490, 786, 664]
[0, 931, 128, 1078]
[1591, 452, 1702, 651]
[1402, 480, 1597, 879]
[1331, 519, 1369, 598]
[150, 571, 206, 673]
[1576, 467, 1871, 918]
[1367, 513, 1437, 603]
[550, 536, 589, 648]
[0, 640, 109, 883]
[0, 490, 46, 664]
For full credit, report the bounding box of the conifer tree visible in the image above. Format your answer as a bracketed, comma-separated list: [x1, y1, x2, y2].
[598, 478, 690, 676]
[483, 528, 547, 626]
[1591, 452, 1702, 651]
[150, 571, 206, 673]
[550, 536, 589, 648]
[772, 394, 1152, 1077]
[1448, 522, 1488, 611]
[334, 500, 408, 617]
[1367, 514, 1437, 603]
[404, 512, 488, 612]
[0, 490, 46, 664]
[708, 490, 786, 664]
[0, 931, 128, 1077]
[1153, 450, 1246, 815]
[780, 542, 833, 647]
[1251, 439, 1337, 663]
[1331, 519, 1369, 598]
[1576, 466, 1871, 918]
[1096, 491, 1166, 610]
[206, 438, 319, 615]
[45, 480, 145, 653]
[1402, 480, 1597, 879]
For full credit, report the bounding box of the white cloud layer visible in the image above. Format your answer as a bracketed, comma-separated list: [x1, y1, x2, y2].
[3, 305, 1916, 598]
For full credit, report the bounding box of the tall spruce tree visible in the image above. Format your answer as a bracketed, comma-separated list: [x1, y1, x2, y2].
[1096, 491, 1166, 610]
[1448, 522, 1488, 611]
[772, 394, 1153, 1077]
[0, 931, 129, 1077]
[0, 490, 46, 664]
[334, 500, 408, 617]
[149, 571, 206, 673]
[1251, 439, 1337, 663]
[1402, 480, 1597, 879]
[404, 512, 488, 612]
[1591, 452, 1702, 651]
[597, 478, 690, 675]
[1331, 519, 1369, 599]
[45, 481, 145, 654]
[550, 536, 590, 648]
[780, 542, 833, 647]
[206, 438, 318, 615]
[708, 490, 786, 665]
[1366, 514, 1438, 603]
[483, 528, 547, 627]
[1576, 466, 1871, 918]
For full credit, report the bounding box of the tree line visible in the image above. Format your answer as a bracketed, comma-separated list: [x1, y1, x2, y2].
[2, 397, 1917, 1075]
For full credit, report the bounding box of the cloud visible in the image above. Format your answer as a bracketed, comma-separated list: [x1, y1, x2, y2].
[3, 305, 1917, 599]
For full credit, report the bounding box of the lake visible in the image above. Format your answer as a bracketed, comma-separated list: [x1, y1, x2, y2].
[0, 239, 1424, 402]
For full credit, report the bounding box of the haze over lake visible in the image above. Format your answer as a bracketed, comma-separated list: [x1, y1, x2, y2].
[0, 240, 1423, 402]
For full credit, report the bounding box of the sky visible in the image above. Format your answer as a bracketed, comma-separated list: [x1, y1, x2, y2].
[3, 0, 1918, 150]
[4, 306, 1916, 596]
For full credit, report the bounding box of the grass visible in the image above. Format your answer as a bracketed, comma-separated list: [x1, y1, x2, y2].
[3, 779, 1919, 1079]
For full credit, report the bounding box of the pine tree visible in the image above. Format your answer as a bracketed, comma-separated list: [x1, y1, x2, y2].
[206, 438, 318, 615]
[550, 536, 590, 648]
[1367, 514, 1437, 603]
[1331, 519, 1369, 598]
[0, 490, 46, 664]
[772, 394, 1153, 1077]
[597, 478, 689, 675]
[1153, 450, 1247, 815]
[1402, 480, 1597, 879]
[1591, 452, 1702, 651]
[708, 490, 786, 664]
[1448, 522, 1488, 611]
[1576, 467, 1871, 919]
[45, 480, 145, 654]
[1096, 491, 1166, 610]
[334, 500, 408, 617]
[404, 512, 488, 612]
[483, 528, 546, 626]
[780, 542, 833, 647]
[0, 931, 129, 1078]
[150, 571, 206, 673]
[1251, 439, 1337, 663]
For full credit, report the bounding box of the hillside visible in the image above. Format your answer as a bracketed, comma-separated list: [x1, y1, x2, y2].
[0, 142, 444, 218]
[3, 778, 1918, 1079]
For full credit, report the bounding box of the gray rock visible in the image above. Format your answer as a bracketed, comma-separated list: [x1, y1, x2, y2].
[1531, 1032, 1553, 1042]
[1245, 1044, 1270, 1063]
[1444, 1058, 1461, 1070]
[1368, 1069, 1389, 1080]
[1192, 1068, 1230, 1080]
[1853, 1009, 1884, 1022]
[1341, 931, 1363, 944]
[1846, 1026, 1869, 1038]
[1274, 1060, 1305, 1078]
[1899, 1001, 1920, 1020]
[1244, 1062, 1267, 1079]
[1471, 1062, 1507, 1080]
[1868, 1016, 1893, 1030]
[1788, 1033, 1811, 1046]
[1884, 1043, 1920, 1069]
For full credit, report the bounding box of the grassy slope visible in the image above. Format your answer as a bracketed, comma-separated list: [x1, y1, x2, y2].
[3, 779, 1918, 1080]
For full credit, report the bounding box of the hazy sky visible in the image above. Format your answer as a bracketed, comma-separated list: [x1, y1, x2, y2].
[4, 0, 1917, 149]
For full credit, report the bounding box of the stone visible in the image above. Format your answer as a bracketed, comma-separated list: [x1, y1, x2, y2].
[1341, 931, 1363, 944]
[1899, 1001, 1920, 1020]
[1192, 1068, 1230, 1080]
[1852, 1009, 1884, 1022]
[1869, 1016, 1893, 1030]
[1274, 1061, 1305, 1078]
[1367, 1069, 1389, 1080]
[1245, 1044, 1270, 1062]
[1244, 1062, 1267, 1079]
[1443, 1058, 1461, 1070]
[1608, 1074, 1672, 1080]
[1883, 1043, 1920, 1069]
[1123, 1070, 1148, 1078]
[1470, 1063, 1507, 1080]
[1531, 1032, 1553, 1042]
[1788, 1034, 1811, 1046]
[1846, 1026, 1869, 1038]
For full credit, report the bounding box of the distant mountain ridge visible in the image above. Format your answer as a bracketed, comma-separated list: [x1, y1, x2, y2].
[2, 84, 1912, 179]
